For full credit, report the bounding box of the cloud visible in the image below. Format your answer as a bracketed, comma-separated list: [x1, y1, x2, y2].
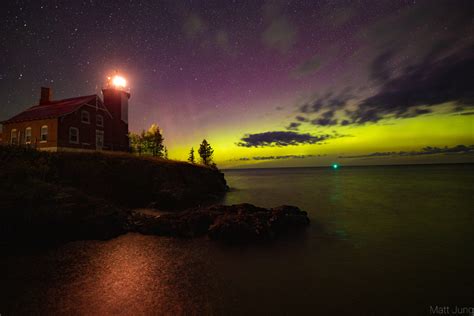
[299, 89, 353, 114]
[295, 115, 309, 122]
[340, 120, 350, 126]
[292, 54, 321, 77]
[182, 15, 234, 54]
[296, 89, 353, 126]
[236, 131, 331, 147]
[288, 1, 474, 128]
[261, 2, 297, 53]
[215, 30, 230, 51]
[239, 154, 319, 161]
[286, 122, 301, 131]
[183, 13, 207, 39]
[369, 50, 395, 83]
[310, 110, 338, 126]
[339, 144, 474, 159]
[294, 43, 474, 127]
[351, 45, 474, 124]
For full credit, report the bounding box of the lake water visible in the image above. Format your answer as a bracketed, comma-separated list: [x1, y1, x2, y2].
[2, 164, 474, 315]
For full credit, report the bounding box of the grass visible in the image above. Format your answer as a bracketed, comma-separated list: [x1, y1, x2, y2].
[0, 146, 228, 244]
[0, 145, 227, 208]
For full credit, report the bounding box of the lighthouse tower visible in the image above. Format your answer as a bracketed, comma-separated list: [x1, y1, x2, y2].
[102, 75, 130, 151]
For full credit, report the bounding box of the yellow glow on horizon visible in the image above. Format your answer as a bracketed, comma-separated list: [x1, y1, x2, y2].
[167, 110, 473, 168]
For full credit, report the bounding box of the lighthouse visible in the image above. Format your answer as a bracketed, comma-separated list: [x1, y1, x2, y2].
[102, 75, 130, 151]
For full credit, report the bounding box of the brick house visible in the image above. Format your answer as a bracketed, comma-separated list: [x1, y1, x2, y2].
[1, 85, 130, 152]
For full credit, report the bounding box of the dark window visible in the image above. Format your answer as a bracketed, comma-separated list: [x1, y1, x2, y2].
[69, 127, 79, 144]
[81, 110, 90, 123]
[96, 114, 104, 127]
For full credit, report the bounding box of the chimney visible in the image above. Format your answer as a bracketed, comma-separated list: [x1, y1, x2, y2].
[40, 87, 51, 105]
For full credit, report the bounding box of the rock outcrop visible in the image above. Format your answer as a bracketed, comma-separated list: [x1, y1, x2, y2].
[0, 147, 308, 246]
[0, 146, 229, 210]
[128, 203, 310, 243]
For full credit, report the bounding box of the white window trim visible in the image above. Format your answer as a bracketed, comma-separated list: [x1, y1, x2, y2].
[40, 125, 48, 142]
[10, 129, 18, 144]
[96, 114, 104, 127]
[81, 110, 90, 124]
[69, 127, 79, 144]
[25, 127, 32, 144]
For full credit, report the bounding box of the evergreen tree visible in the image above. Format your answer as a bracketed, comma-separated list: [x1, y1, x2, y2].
[129, 132, 143, 155]
[188, 147, 195, 163]
[164, 146, 168, 159]
[130, 124, 164, 157]
[146, 124, 164, 157]
[198, 139, 214, 166]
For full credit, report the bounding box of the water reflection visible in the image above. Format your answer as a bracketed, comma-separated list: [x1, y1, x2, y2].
[2, 234, 218, 314]
[2, 165, 474, 315]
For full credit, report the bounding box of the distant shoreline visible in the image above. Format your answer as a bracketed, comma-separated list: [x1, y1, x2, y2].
[222, 161, 474, 171]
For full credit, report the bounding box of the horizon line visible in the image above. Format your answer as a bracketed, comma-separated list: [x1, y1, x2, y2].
[221, 161, 474, 171]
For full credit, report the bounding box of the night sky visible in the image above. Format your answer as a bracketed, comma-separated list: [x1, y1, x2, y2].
[1, 0, 473, 168]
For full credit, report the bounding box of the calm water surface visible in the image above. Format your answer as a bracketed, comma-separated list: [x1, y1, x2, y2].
[2, 164, 474, 315]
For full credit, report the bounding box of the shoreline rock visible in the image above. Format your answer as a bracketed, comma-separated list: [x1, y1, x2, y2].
[0, 147, 308, 246]
[128, 203, 310, 243]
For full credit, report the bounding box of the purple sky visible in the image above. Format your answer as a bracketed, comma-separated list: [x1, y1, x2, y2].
[1, 1, 473, 167]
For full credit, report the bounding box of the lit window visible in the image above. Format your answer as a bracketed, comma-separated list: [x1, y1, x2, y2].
[25, 127, 32, 144]
[69, 127, 79, 144]
[10, 129, 18, 145]
[96, 114, 104, 127]
[81, 110, 90, 123]
[40, 125, 48, 142]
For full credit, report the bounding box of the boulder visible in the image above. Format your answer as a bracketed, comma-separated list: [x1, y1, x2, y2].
[128, 203, 310, 243]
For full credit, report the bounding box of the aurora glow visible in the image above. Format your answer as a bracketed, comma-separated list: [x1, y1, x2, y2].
[1, 1, 473, 168]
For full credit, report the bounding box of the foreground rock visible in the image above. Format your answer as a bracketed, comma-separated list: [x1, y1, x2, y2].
[128, 203, 310, 243]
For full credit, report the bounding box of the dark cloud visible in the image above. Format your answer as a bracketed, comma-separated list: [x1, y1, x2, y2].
[239, 154, 319, 161]
[292, 54, 321, 77]
[236, 131, 331, 147]
[339, 144, 474, 159]
[352, 45, 474, 124]
[289, 1, 474, 128]
[414, 109, 431, 115]
[295, 115, 308, 122]
[369, 50, 395, 83]
[311, 118, 338, 126]
[340, 119, 350, 126]
[298, 89, 353, 125]
[286, 122, 301, 131]
[310, 110, 338, 126]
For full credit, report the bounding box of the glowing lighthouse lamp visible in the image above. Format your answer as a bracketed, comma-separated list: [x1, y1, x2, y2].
[107, 74, 127, 90]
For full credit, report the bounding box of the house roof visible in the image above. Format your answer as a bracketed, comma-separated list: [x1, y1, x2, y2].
[2, 95, 100, 124]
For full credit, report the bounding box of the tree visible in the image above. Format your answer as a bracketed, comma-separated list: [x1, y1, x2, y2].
[145, 124, 164, 157]
[188, 147, 195, 163]
[163, 146, 168, 159]
[198, 139, 214, 166]
[129, 124, 165, 157]
[129, 132, 143, 155]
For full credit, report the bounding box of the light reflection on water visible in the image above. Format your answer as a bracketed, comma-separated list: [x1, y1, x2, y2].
[2, 164, 474, 315]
